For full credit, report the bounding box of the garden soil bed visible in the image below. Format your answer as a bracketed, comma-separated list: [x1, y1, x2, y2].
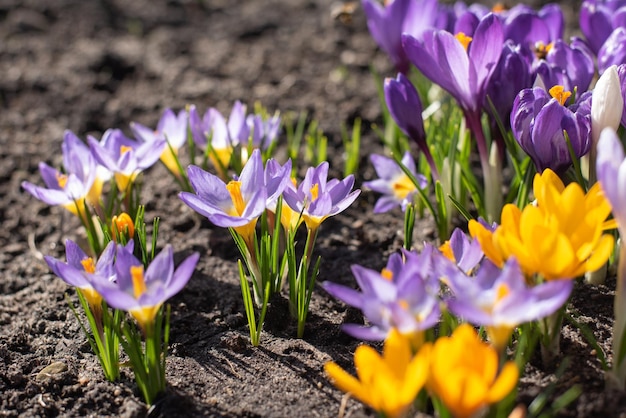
[2, 0, 625, 416]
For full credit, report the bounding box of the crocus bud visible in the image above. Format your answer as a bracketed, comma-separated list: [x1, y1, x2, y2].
[111, 212, 135, 243]
[384, 73, 425, 146]
[592, 65, 624, 146]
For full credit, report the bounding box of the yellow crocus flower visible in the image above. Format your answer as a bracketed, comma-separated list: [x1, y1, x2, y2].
[427, 324, 518, 418]
[324, 329, 429, 418]
[469, 169, 614, 281]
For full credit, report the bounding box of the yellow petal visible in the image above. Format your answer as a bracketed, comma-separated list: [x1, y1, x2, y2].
[486, 362, 519, 403]
[324, 361, 371, 407]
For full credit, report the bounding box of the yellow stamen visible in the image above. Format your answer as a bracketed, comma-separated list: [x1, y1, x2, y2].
[392, 174, 416, 200]
[438, 240, 455, 262]
[534, 41, 554, 59]
[496, 283, 510, 303]
[455, 32, 473, 51]
[310, 183, 319, 201]
[398, 299, 409, 310]
[56, 173, 68, 189]
[492, 3, 506, 12]
[381, 268, 393, 281]
[131, 265, 146, 299]
[81, 258, 96, 274]
[549, 85, 571, 106]
[120, 145, 133, 155]
[226, 180, 246, 216]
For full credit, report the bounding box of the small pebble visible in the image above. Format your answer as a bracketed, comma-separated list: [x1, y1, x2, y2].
[36, 361, 67, 381]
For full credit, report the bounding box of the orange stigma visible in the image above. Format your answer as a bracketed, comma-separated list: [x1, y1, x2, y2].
[120, 145, 133, 155]
[131, 265, 146, 299]
[534, 41, 553, 59]
[81, 258, 96, 274]
[381, 268, 393, 281]
[56, 173, 68, 189]
[455, 32, 473, 51]
[310, 183, 320, 201]
[226, 180, 246, 216]
[549, 85, 571, 106]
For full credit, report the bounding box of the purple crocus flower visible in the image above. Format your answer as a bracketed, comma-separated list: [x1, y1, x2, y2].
[580, 0, 626, 55]
[88, 129, 165, 192]
[618, 64, 626, 127]
[283, 162, 360, 232]
[92, 243, 199, 331]
[22, 131, 99, 219]
[484, 41, 533, 134]
[384, 73, 439, 179]
[322, 247, 440, 341]
[179, 149, 267, 245]
[511, 86, 591, 173]
[246, 113, 281, 151]
[439, 257, 573, 350]
[363, 152, 427, 213]
[130, 108, 189, 175]
[403, 13, 503, 116]
[503, 3, 564, 47]
[598, 27, 626, 75]
[361, 0, 441, 74]
[45, 239, 119, 309]
[438, 227, 484, 274]
[534, 38, 595, 93]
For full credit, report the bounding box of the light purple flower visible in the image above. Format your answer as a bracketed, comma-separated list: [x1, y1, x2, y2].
[92, 243, 199, 331]
[246, 113, 281, 151]
[88, 129, 165, 191]
[45, 239, 119, 308]
[283, 162, 360, 231]
[618, 64, 626, 127]
[130, 108, 189, 174]
[361, 0, 441, 74]
[439, 227, 484, 273]
[511, 86, 591, 173]
[363, 152, 427, 213]
[22, 131, 99, 218]
[439, 257, 573, 350]
[534, 38, 595, 93]
[597, 127, 626, 234]
[598, 27, 626, 75]
[322, 248, 440, 340]
[179, 148, 267, 243]
[403, 13, 504, 115]
[580, 0, 626, 55]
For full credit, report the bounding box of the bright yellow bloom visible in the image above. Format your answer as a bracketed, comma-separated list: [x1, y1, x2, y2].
[469, 169, 614, 280]
[111, 212, 135, 243]
[426, 324, 518, 418]
[324, 329, 429, 418]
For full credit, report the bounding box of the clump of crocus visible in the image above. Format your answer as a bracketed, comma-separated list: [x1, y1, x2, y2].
[534, 38, 595, 93]
[131, 108, 190, 186]
[470, 169, 614, 281]
[425, 323, 519, 418]
[511, 85, 591, 174]
[322, 247, 440, 345]
[324, 328, 430, 418]
[364, 151, 428, 213]
[22, 130, 102, 223]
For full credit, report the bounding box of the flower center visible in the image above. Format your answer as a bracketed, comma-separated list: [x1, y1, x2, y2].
[492, 3, 506, 12]
[438, 240, 455, 262]
[131, 265, 146, 299]
[455, 32, 472, 51]
[81, 258, 96, 274]
[381, 268, 393, 281]
[56, 173, 68, 189]
[549, 85, 571, 106]
[496, 283, 510, 303]
[534, 41, 554, 60]
[392, 174, 416, 200]
[310, 183, 319, 201]
[120, 145, 133, 155]
[226, 180, 246, 216]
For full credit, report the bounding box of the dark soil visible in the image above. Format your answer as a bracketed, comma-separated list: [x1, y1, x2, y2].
[1, 0, 625, 417]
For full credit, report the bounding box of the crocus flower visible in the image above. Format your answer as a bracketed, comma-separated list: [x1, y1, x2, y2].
[439, 257, 573, 351]
[324, 328, 430, 418]
[534, 38, 595, 93]
[45, 239, 119, 309]
[322, 248, 440, 342]
[437, 227, 484, 273]
[179, 149, 267, 247]
[469, 169, 614, 281]
[363, 152, 427, 213]
[511, 85, 591, 173]
[618, 64, 626, 127]
[362, 0, 441, 74]
[597, 127, 626, 387]
[92, 243, 199, 332]
[598, 27, 626, 74]
[384, 73, 439, 179]
[580, 0, 626, 55]
[425, 323, 518, 418]
[403, 13, 503, 117]
[88, 129, 165, 192]
[283, 162, 360, 232]
[130, 108, 189, 175]
[22, 131, 99, 220]
[246, 113, 281, 151]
